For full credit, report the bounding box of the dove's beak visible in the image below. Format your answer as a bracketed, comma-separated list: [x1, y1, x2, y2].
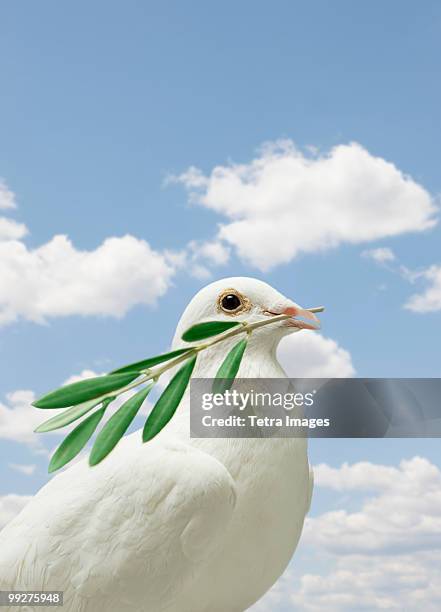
[283, 306, 320, 330]
[264, 305, 321, 330]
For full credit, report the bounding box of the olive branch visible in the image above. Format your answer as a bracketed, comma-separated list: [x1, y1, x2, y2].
[33, 308, 324, 473]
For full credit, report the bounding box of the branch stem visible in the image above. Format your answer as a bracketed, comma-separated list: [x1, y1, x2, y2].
[85, 307, 325, 403]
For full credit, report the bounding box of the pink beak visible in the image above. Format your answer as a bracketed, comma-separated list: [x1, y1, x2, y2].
[265, 305, 320, 330]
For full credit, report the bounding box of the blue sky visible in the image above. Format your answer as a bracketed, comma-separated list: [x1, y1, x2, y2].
[0, 2, 440, 610]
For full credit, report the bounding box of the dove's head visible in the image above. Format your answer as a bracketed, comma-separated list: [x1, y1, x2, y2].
[173, 277, 320, 353]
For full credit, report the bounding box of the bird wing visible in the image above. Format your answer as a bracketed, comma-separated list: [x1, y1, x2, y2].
[0, 433, 237, 612]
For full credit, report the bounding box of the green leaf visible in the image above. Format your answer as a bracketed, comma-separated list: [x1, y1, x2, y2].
[182, 320, 241, 342]
[48, 407, 106, 473]
[33, 372, 140, 409]
[143, 355, 197, 442]
[89, 384, 154, 466]
[212, 338, 248, 395]
[109, 348, 192, 374]
[34, 397, 111, 433]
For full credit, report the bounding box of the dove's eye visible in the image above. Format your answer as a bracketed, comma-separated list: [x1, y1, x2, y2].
[222, 294, 241, 311]
[217, 289, 250, 315]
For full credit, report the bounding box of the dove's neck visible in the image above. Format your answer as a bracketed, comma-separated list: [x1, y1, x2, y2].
[166, 334, 306, 477]
[173, 333, 287, 379]
[167, 334, 289, 436]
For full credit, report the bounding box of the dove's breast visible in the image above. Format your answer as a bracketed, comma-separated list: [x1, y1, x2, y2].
[174, 436, 311, 612]
[169, 348, 312, 612]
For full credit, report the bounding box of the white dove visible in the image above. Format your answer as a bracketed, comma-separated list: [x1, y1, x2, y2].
[0, 277, 317, 612]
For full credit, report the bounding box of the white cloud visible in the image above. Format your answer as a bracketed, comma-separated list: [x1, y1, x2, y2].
[0, 494, 32, 529]
[0, 178, 179, 326]
[361, 248, 441, 313]
[362, 247, 396, 264]
[191, 240, 230, 265]
[313, 460, 399, 491]
[307, 457, 441, 555]
[0, 177, 234, 326]
[254, 456, 441, 612]
[189, 263, 212, 280]
[174, 140, 437, 271]
[8, 463, 37, 476]
[0, 370, 102, 448]
[251, 569, 295, 611]
[0, 179, 17, 210]
[404, 264, 441, 313]
[185, 239, 231, 280]
[0, 390, 47, 447]
[62, 369, 101, 386]
[0, 180, 28, 240]
[0, 234, 176, 326]
[278, 332, 355, 378]
[291, 551, 441, 611]
[0, 217, 28, 240]
[0, 368, 155, 456]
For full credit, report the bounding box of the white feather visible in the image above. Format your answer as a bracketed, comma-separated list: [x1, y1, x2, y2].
[0, 277, 313, 612]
